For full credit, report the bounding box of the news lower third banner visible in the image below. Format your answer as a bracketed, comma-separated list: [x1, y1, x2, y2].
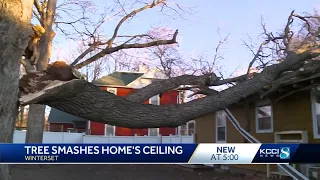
[0, 143, 319, 164]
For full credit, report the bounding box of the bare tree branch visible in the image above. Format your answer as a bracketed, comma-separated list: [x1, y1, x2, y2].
[105, 0, 166, 48]
[33, 0, 43, 17]
[72, 30, 178, 69]
[32, 10, 41, 23]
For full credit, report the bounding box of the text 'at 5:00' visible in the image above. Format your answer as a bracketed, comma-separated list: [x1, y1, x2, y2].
[211, 154, 239, 161]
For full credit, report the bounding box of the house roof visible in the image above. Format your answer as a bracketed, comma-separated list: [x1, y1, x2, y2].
[92, 72, 144, 86]
[48, 108, 88, 123]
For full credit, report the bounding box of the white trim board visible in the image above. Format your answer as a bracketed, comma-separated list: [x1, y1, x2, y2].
[216, 110, 227, 143]
[148, 95, 160, 136]
[311, 89, 320, 139]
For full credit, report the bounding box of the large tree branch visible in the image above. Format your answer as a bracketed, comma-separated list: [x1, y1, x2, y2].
[73, 30, 178, 69]
[125, 72, 217, 103]
[19, 49, 320, 128]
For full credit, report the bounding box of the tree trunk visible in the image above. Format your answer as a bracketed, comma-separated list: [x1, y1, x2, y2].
[25, 104, 46, 142]
[0, 0, 33, 179]
[25, 0, 56, 143]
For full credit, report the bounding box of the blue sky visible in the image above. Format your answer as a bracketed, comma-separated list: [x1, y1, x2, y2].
[51, 0, 320, 77]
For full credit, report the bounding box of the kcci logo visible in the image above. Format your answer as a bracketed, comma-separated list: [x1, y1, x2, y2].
[259, 147, 290, 159]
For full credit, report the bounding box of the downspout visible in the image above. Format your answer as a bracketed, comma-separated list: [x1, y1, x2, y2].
[223, 108, 308, 180]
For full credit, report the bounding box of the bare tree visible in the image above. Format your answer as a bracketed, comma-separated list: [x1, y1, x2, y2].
[18, 10, 320, 128]
[23, 0, 188, 143]
[2, 1, 320, 179]
[24, 0, 58, 143]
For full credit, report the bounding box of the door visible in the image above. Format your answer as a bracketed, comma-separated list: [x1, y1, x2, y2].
[216, 110, 227, 143]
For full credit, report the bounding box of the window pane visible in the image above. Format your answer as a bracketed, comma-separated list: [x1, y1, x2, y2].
[258, 117, 271, 130]
[149, 128, 158, 136]
[217, 127, 226, 141]
[150, 95, 159, 105]
[315, 96, 320, 115]
[188, 122, 195, 130]
[216, 111, 226, 127]
[257, 106, 271, 118]
[180, 124, 187, 130]
[188, 129, 194, 135]
[180, 129, 187, 136]
[106, 125, 114, 135]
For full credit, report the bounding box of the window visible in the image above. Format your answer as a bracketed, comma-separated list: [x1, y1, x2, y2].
[105, 88, 117, 136]
[149, 95, 160, 105]
[178, 120, 196, 136]
[187, 121, 195, 135]
[149, 95, 160, 135]
[106, 88, 117, 95]
[105, 124, 115, 136]
[255, 100, 273, 133]
[216, 110, 227, 142]
[148, 128, 159, 136]
[311, 89, 320, 138]
[177, 91, 182, 104]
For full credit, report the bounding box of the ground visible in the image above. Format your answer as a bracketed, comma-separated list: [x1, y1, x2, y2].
[11, 164, 270, 180]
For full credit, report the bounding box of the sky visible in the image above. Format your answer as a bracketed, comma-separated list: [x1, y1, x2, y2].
[41, 0, 320, 116]
[51, 0, 320, 78]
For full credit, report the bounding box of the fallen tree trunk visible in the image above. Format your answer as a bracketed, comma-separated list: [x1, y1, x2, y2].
[19, 49, 320, 128]
[0, 0, 34, 179]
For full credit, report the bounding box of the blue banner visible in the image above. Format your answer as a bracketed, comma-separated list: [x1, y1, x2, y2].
[0, 143, 320, 164]
[0, 144, 197, 163]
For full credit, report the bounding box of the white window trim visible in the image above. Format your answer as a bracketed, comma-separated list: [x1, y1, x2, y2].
[104, 124, 116, 136]
[105, 88, 117, 136]
[177, 120, 196, 136]
[106, 88, 117, 95]
[177, 91, 181, 104]
[87, 120, 91, 134]
[255, 100, 274, 133]
[311, 89, 320, 139]
[148, 95, 160, 136]
[216, 110, 227, 143]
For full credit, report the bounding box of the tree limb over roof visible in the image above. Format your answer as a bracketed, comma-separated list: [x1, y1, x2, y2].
[18, 10, 320, 128]
[19, 47, 320, 128]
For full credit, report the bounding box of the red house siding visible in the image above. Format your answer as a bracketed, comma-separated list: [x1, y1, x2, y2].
[90, 121, 105, 135]
[89, 87, 178, 136]
[159, 91, 178, 136]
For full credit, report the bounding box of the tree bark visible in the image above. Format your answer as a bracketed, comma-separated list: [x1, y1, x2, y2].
[25, 104, 46, 142]
[0, 0, 33, 179]
[26, 0, 56, 143]
[19, 49, 320, 129]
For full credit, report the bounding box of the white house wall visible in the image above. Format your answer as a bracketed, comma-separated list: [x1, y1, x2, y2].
[127, 78, 153, 89]
[127, 69, 167, 89]
[140, 70, 167, 79]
